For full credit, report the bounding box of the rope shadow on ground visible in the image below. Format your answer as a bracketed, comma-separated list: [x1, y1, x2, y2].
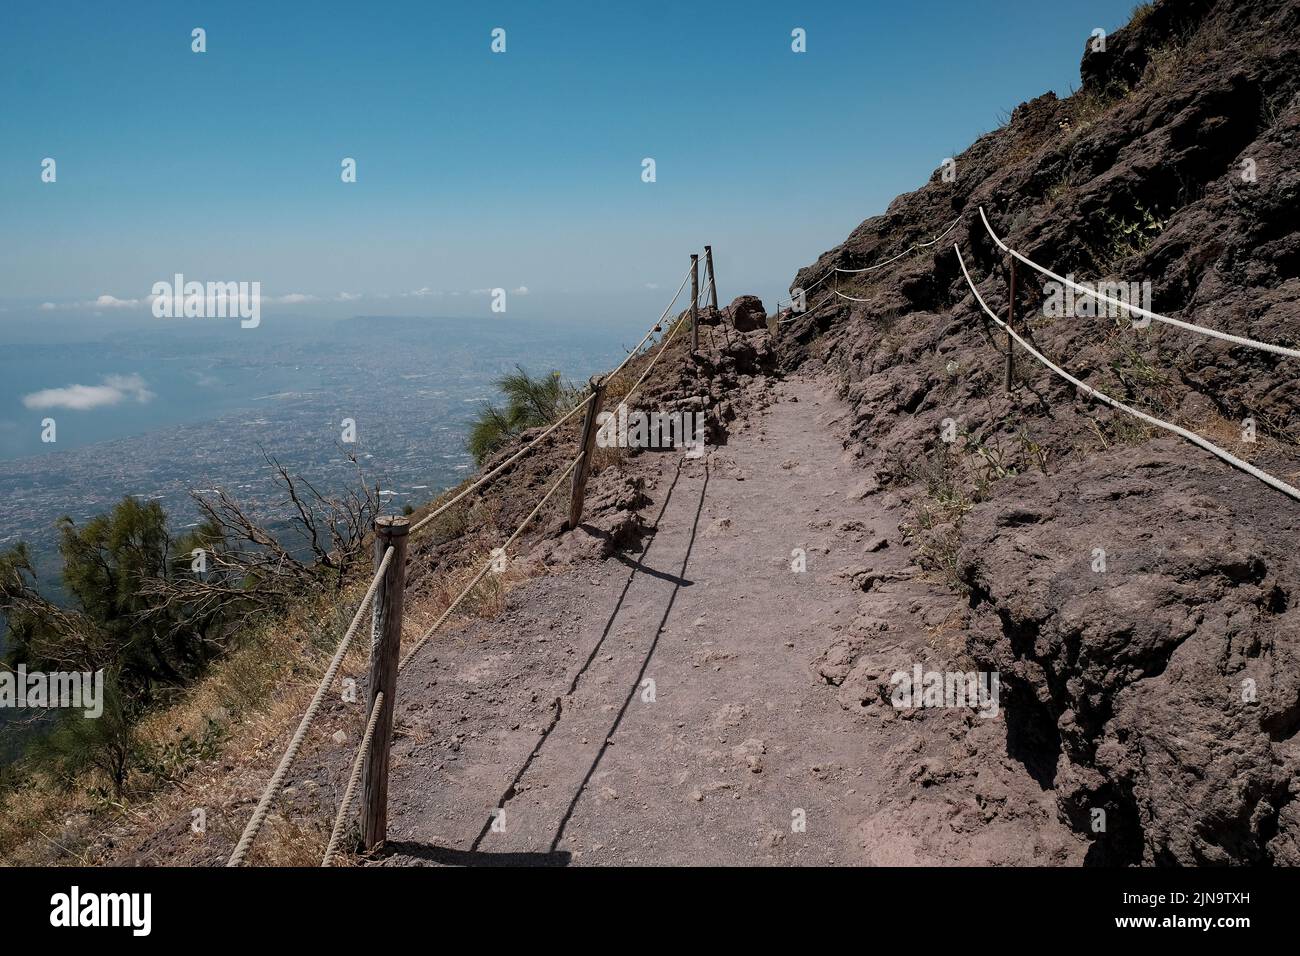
[467, 458, 692, 853]
[547, 457, 710, 851]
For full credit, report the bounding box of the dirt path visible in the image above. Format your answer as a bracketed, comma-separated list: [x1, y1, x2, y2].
[378, 374, 1086, 866]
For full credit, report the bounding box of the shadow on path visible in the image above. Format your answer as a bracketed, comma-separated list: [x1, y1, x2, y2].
[378, 840, 570, 867]
[548, 459, 710, 851]
[468, 459, 694, 852]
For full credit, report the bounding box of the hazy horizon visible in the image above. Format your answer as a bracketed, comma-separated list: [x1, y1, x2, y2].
[0, 0, 1141, 576]
[2, 0, 1137, 319]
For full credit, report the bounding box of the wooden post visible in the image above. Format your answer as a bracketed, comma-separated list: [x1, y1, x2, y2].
[1004, 256, 1016, 395]
[704, 245, 719, 310]
[361, 515, 408, 851]
[567, 377, 607, 530]
[690, 254, 699, 353]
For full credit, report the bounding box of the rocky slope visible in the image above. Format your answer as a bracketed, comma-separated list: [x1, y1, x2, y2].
[777, 0, 1300, 864]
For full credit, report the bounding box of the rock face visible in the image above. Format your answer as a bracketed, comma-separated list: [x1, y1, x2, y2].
[649, 304, 781, 448]
[725, 295, 768, 332]
[960, 439, 1300, 864]
[778, 0, 1300, 863]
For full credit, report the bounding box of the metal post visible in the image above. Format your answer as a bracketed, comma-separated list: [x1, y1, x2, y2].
[704, 245, 719, 310]
[567, 378, 607, 530]
[1004, 256, 1016, 395]
[690, 254, 699, 353]
[361, 515, 408, 851]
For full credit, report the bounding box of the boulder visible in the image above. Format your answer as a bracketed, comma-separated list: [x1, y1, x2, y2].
[725, 295, 768, 332]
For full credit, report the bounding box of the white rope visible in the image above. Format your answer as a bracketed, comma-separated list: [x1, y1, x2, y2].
[227, 546, 396, 866]
[977, 207, 1300, 360]
[411, 260, 698, 536]
[834, 288, 875, 303]
[775, 268, 832, 309]
[606, 261, 696, 380]
[954, 244, 1300, 503]
[779, 294, 835, 324]
[776, 214, 963, 308]
[409, 394, 590, 534]
[399, 454, 581, 673]
[836, 215, 963, 274]
[618, 312, 683, 405]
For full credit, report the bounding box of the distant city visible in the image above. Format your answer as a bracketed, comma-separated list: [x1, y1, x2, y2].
[0, 313, 625, 594]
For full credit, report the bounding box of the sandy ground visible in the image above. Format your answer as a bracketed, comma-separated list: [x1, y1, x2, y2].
[375, 374, 1086, 866]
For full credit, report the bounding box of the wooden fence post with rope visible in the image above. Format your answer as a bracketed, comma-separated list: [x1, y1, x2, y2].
[690, 254, 700, 353]
[361, 514, 408, 851]
[567, 378, 606, 530]
[237, 254, 708, 867]
[704, 245, 719, 310]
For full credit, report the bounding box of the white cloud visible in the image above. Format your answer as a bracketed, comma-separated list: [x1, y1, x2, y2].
[512, 286, 529, 295]
[22, 373, 155, 411]
[38, 294, 145, 312]
[93, 294, 143, 308]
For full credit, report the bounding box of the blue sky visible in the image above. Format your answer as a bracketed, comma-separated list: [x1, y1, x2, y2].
[0, 0, 1140, 325]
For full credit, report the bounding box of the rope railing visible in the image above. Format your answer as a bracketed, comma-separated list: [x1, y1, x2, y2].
[226, 545, 395, 867]
[409, 260, 699, 537]
[606, 261, 696, 380]
[977, 206, 1300, 360]
[695, 271, 714, 309]
[774, 267, 832, 311]
[231, 248, 709, 866]
[777, 296, 835, 324]
[836, 215, 963, 274]
[398, 453, 582, 673]
[775, 214, 964, 312]
[616, 311, 685, 408]
[832, 288, 878, 304]
[321, 689, 385, 867]
[315, 450, 585, 862]
[409, 393, 591, 535]
[954, 243, 1300, 503]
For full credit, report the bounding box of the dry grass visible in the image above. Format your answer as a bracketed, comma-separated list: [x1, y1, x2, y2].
[924, 606, 975, 670]
[0, 522, 563, 868]
[1140, 42, 1186, 95]
[591, 443, 629, 473]
[1061, 83, 1128, 136]
[1, 314, 674, 867]
[0, 586, 363, 866]
[602, 319, 686, 408]
[1186, 408, 1290, 465]
[1128, 1, 1155, 28]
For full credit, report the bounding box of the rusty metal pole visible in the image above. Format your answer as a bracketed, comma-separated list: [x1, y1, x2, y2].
[361, 515, 408, 851]
[704, 245, 719, 310]
[690, 254, 699, 354]
[567, 378, 607, 530]
[1004, 255, 1016, 395]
